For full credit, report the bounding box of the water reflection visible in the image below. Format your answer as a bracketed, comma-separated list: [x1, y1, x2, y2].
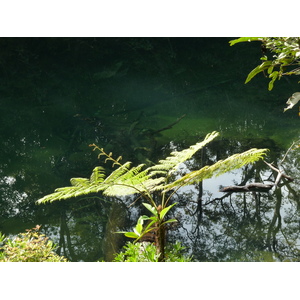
[0, 38, 299, 261]
[168, 143, 300, 262]
[30, 136, 299, 262]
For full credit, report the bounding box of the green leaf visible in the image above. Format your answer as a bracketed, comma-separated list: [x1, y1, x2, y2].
[124, 232, 139, 239]
[159, 203, 177, 220]
[142, 203, 158, 217]
[261, 55, 268, 61]
[267, 65, 274, 74]
[229, 37, 261, 46]
[133, 215, 152, 235]
[133, 225, 142, 236]
[245, 61, 272, 84]
[139, 215, 151, 222]
[268, 71, 279, 91]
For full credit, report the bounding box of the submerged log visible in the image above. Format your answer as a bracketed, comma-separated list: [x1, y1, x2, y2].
[219, 182, 274, 193]
[150, 114, 186, 135]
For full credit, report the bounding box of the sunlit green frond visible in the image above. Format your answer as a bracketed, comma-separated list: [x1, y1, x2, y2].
[90, 166, 106, 183]
[36, 166, 108, 204]
[103, 161, 132, 183]
[150, 131, 219, 175]
[70, 177, 90, 187]
[36, 184, 97, 204]
[36, 161, 151, 203]
[142, 177, 166, 192]
[117, 164, 147, 185]
[103, 164, 151, 196]
[163, 148, 268, 192]
[103, 184, 142, 196]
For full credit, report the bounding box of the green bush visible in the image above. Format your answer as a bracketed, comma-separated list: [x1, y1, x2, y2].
[113, 241, 193, 262]
[0, 226, 67, 262]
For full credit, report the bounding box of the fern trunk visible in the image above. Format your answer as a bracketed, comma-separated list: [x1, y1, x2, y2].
[156, 223, 166, 262]
[154, 205, 166, 262]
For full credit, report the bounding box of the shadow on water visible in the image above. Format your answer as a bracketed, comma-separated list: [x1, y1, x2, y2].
[0, 38, 299, 261]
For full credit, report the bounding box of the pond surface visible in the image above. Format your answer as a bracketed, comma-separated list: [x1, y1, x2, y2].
[0, 37, 299, 261]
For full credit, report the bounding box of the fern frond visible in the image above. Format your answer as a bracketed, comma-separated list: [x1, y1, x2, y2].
[102, 162, 150, 195]
[163, 148, 268, 192]
[103, 161, 132, 184]
[150, 131, 219, 175]
[36, 163, 153, 203]
[36, 184, 99, 204]
[118, 164, 147, 183]
[36, 167, 107, 204]
[90, 166, 106, 183]
[70, 178, 90, 187]
[103, 164, 152, 196]
[143, 177, 168, 192]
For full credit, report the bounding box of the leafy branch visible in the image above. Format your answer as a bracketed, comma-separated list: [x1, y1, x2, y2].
[230, 37, 300, 111]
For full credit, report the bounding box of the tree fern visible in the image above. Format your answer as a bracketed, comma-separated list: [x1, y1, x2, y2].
[36, 131, 268, 205]
[35, 131, 270, 262]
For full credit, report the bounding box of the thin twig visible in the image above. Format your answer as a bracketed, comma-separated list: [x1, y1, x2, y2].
[280, 141, 295, 164]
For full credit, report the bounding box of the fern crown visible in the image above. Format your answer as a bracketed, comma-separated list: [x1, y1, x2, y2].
[36, 131, 268, 204]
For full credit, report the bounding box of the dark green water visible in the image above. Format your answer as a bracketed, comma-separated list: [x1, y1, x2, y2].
[0, 38, 299, 261]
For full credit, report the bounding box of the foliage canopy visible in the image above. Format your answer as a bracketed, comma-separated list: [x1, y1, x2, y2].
[230, 37, 300, 111]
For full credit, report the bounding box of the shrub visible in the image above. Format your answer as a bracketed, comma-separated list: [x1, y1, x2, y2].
[0, 226, 67, 262]
[113, 241, 193, 262]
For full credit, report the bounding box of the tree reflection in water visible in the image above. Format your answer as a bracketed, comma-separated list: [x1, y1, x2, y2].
[2, 133, 299, 261]
[167, 141, 300, 262]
